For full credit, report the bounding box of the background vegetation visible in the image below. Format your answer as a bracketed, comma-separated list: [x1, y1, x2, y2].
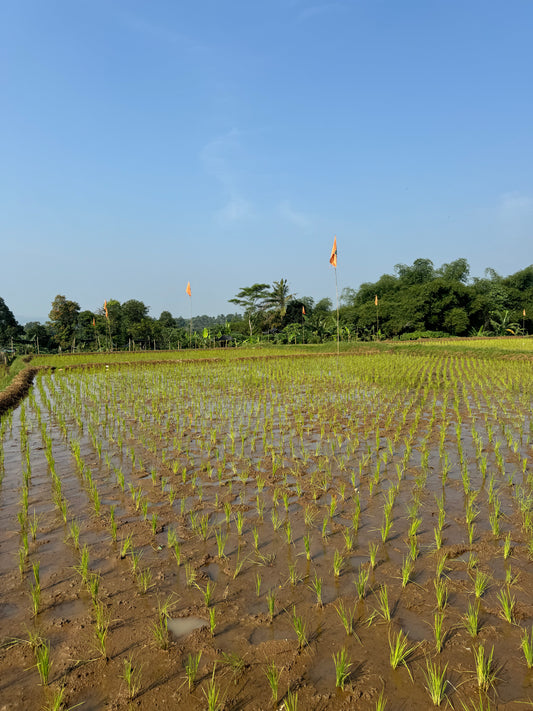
[1, 258, 532, 355]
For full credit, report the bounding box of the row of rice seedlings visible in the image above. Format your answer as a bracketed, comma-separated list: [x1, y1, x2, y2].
[34, 354, 532, 708]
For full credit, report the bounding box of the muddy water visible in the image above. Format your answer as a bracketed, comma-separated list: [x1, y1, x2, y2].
[0, 353, 532, 709]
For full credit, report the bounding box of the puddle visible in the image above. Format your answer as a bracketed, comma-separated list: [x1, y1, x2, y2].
[249, 625, 290, 646]
[168, 616, 207, 639]
[202, 562, 220, 581]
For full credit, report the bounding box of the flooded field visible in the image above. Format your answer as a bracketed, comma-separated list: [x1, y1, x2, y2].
[0, 350, 532, 709]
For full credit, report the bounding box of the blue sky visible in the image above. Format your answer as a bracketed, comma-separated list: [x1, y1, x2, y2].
[2, 1, 532, 323]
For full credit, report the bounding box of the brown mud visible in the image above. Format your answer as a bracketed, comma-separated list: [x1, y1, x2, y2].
[0, 353, 532, 710]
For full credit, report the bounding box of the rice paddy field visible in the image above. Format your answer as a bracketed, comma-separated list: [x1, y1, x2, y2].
[1, 342, 532, 710]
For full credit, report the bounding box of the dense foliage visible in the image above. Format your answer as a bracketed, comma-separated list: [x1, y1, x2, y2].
[1, 259, 532, 353]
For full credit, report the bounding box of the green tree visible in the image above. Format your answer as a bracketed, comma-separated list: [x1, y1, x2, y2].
[229, 283, 270, 337]
[0, 298, 23, 347]
[436, 258, 470, 283]
[444, 307, 470, 335]
[24, 321, 50, 351]
[48, 295, 80, 349]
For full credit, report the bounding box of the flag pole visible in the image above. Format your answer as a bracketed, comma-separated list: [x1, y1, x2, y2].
[375, 295, 379, 340]
[335, 268, 339, 355]
[329, 236, 339, 357]
[104, 300, 112, 351]
[186, 282, 192, 348]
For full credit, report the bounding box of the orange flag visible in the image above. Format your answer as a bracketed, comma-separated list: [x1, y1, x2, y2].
[186, 281, 192, 297]
[329, 236, 337, 268]
[375, 294, 378, 306]
[104, 300, 109, 319]
[302, 306, 306, 316]
[92, 317, 96, 327]
[523, 309, 526, 317]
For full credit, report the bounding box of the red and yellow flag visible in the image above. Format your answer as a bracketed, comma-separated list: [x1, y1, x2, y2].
[186, 281, 192, 297]
[329, 236, 337, 268]
[375, 294, 378, 306]
[104, 300, 109, 319]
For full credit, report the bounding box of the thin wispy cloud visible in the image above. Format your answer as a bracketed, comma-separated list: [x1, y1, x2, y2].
[296, 3, 346, 22]
[200, 130, 253, 224]
[118, 11, 206, 53]
[278, 199, 311, 228]
[498, 192, 533, 221]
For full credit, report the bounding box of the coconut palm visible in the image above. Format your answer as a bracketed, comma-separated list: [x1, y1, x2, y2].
[264, 279, 295, 328]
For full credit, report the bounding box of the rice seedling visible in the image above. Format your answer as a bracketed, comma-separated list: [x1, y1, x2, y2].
[198, 579, 216, 607]
[520, 625, 533, 668]
[215, 528, 228, 558]
[434, 578, 448, 611]
[459, 691, 493, 711]
[119, 533, 132, 559]
[424, 658, 448, 706]
[173, 541, 181, 567]
[369, 542, 379, 570]
[401, 555, 414, 588]
[333, 549, 344, 578]
[265, 660, 280, 704]
[335, 600, 357, 636]
[463, 600, 480, 638]
[332, 647, 352, 690]
[75, 544, 90, 585]
[473, 569, 490, 599]
[267, 589, 276, 621]
[285, 520, 292, 545]
[209, 606, 216, 636]
[433, 611, 445, 652]
[93, 600, 111, 657]
[503, 532, 512, 560]
[291, 606, 307, 649]
[473, 644, 497, 692]
[255, 572, 262, 597]
[184, 651, 202, 691]
[309, 571, 323, 607]
[288, 561, 301, 586]
[375, 585, 391, 623]
[284, 688, 298, 711]
[408, 535, 419, 561]
[233, 549, 247, 579]
[122, 657, 142, 699]
[42, 684, 72, 711]
[29, 510, 39, 541]
[130, 548, 142, 576]
[185, 561, 197, 587]
[389, 629, 415, 677]
[497, 586, 515, 624]
[303, 532, 311, 560]
[202, 663, 223, 711]
[375, 689, 387, 710]
[87, 572, 100, 604]
[136, 567, 153, 594]
[34, 638, 51, 685]
[355, 566, 369, 600]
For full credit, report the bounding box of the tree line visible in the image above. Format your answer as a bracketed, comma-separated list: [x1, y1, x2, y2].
[1, 258, 532, 353]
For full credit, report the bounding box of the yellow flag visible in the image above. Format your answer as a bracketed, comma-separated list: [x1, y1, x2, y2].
[375, 294, 378, 306]
[329, 236, 337, 268]
[104, 300, 109, 319]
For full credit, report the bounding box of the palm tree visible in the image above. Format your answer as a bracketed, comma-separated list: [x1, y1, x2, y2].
[264, 279, 295, 328]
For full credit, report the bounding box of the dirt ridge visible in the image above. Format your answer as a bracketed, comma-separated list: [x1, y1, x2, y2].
[0, 366, 38, 416]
